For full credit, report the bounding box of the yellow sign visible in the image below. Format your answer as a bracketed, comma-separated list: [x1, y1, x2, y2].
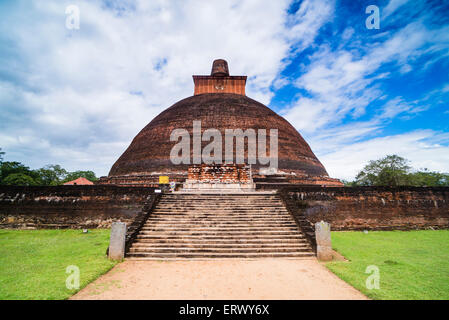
[159, 176, 169, 184]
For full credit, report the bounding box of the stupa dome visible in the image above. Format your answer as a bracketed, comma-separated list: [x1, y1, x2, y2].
[103, 60, 341, 187]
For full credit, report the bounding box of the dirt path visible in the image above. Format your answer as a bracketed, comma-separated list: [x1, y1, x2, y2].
[71, 258, 367, 300]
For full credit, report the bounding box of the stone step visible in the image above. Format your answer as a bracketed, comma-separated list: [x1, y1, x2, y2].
[161, 200, 282, 202]
[156, 209, 286, 212]
[136, 234, 305, 240]
[146, 217, 296, 225]
[126, 193, 313, 260]
[139, 226, 299, 232]
[157, 207, 285, 209]
[126, 252, 315, 259]
[163, 195, 278, 198]
[151, 212, 289, 215]
[154, 207, 287, 210]
[131, 242, 309, 248]
[147, 216, 293, 221]
[142, 223, 297, 228]
[143, 220, 297, 225]
[159, 198, 282, 200]
[154, 212, 288, 215]
[129, 247, 311, 253]
[157, 201, 284, 204]
[158, 201, 284, 205]
[137, 230, 300, 236]
[156, 200, 284, 203]
[161, 200, 280, 202]
[134, 238, 307, 244]
[149, 213, 290, 217]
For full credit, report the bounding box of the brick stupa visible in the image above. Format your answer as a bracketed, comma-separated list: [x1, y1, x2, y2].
[99, 60, 342, 187]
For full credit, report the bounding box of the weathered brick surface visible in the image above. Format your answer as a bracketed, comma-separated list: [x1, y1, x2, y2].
[0, 186, 157, 229]
[107, 93, 335, 185]
[98, 174, 186, 187]
[193, 76, 247, 95]
[188, 164, 251, 183]
[280, 186, 449, 231]
[1, 185, 448, 232]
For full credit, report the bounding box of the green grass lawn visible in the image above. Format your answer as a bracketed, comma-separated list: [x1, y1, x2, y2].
[0, 229, 117, 300]
[326, 230, 449, 300]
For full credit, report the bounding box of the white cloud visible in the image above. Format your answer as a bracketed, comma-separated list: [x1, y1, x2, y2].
[0, 0, 336, 176]
[383, 0, 411, 19]
[1, 0, 447, 183]
[319, 130, 449, 180]
[281, 19, 449, 135]
[285, 0, 335, 51]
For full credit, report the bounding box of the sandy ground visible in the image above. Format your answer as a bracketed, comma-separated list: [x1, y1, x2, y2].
[71, 258, 367, 300]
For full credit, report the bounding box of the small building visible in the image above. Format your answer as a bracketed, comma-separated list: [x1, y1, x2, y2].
[63, 177, 94, 185]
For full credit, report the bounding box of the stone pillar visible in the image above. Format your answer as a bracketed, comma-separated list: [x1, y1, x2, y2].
[315, 221, 332, 261]
[109, 222, 127, 260]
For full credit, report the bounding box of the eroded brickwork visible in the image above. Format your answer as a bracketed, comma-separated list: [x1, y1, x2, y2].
[107, 93, 332, 185]
[187, 164, 250, 183]
[280, 186, 449, 231]
[0, 186, 157, 229]
[1, 186, 448, 231]
[193, 76, 247, 95]
[105, 60, 340, 187]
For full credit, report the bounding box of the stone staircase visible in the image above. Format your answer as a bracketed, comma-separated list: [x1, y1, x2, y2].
[126, 193, 314, 260]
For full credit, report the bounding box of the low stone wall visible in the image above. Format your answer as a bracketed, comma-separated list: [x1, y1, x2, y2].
[280, 186, 449, 231]
[0, 186, 157, 229]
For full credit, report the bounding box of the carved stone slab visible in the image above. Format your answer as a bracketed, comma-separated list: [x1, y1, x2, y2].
[109, 222, 127, 260]
[315, 221, 333, 261]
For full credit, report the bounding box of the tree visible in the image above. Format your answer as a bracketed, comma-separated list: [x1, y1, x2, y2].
[0, 158, 99, 186]
[0, 161, 39, 185]
[351, 155, 449, 187]
[35, 165, 68, 186]
[63, 170, 98, 183]
[3, 173, 37, 186]
[408, 169, 449, 187]
[354, 155, 411, 186]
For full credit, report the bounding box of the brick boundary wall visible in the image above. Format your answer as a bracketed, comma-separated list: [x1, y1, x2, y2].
[0, 186, 158, 229]
[1, 185, 448, 232]
[279, 186, 449, 231]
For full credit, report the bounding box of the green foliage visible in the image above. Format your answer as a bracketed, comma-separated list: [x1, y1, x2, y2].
[0, 150, 97, 185]
[407, 169, 449, 187]
[351, 154, 449, 186]
[341, 179, 356, 186]
[63, 170, 98, 183]
[0, 148, 4, 162]
[0, 229, 116, 300]
[0, 161, 40, 185]
[34, 165, 68, 186]
[354, 155, 411, 186]
[326, 230, 449, 300]
[2, 173, 37, 186]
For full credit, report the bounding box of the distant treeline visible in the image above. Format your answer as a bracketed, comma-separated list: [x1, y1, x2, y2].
[343, 155, 449, 187]
[0, 148, 97, 186]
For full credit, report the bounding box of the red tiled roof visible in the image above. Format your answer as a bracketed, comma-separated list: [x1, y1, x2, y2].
[63, 177, 94, 185]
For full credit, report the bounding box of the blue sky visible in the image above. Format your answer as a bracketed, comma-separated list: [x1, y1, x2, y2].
[0, 0, 448, 180]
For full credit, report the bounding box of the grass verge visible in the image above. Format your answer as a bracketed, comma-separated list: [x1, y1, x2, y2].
[326, 230, 449, 300]
[0, 229, 117, 300]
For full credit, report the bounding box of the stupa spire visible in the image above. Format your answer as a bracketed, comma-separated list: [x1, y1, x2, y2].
[193, 59, 247, 95]
[211, 59, 229, 77]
